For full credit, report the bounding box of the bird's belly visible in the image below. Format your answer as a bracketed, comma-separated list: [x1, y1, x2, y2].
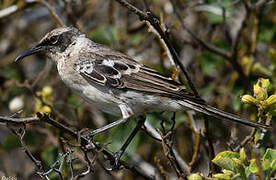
[63, 77, 122, 116]
[79, 85, 122, 116]
[120, 91, 183, 115]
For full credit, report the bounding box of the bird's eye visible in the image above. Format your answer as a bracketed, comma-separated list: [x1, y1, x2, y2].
[49, 35, 59, 45]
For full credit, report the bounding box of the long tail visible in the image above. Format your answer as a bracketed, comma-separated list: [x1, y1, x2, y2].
[179, 100, 270, 129]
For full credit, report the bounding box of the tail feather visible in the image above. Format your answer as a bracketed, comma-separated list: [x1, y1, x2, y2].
[180, 100, 270, 129]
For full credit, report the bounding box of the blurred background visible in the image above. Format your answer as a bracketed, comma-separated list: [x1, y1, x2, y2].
[0, 0, 275, 179]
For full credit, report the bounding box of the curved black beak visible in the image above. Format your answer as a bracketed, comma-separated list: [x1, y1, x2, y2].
[14, 45, 43, 62]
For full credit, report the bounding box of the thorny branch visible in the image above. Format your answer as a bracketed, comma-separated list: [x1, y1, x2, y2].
[1, 112, 157, 180]
[157, 114, 188, 178]
[6, 112, 48, 179]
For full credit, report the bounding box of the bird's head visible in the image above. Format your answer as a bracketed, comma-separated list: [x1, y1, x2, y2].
[15, 27, 82, 63]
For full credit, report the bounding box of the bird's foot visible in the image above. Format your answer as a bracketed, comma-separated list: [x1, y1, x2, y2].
[81, 131, 95, 140]
[80, 131, 96, 150]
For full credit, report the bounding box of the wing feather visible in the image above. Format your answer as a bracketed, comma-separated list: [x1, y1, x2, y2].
[74, 49, 204, 104]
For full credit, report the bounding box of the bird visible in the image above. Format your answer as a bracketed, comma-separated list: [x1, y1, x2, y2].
[15, 27, 269, 169]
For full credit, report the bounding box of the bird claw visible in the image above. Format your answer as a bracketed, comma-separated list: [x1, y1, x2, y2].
[81, 131, 94, 140]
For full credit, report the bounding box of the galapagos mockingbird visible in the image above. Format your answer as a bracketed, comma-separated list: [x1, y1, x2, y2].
[15, 27, 269, 168]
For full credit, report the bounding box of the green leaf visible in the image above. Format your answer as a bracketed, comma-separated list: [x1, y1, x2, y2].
[268, 48, 276, 64]
[0, 65, 23, 81]
[240, 148, 249, 166]
[249, 159, 259, 174]
[213, 173, 231, 179]
[207, 13, 224, 24]
[0, 135, 21, 151]
[212, 151, 240, 172]
[254, 130, 261, 144]
[263, 148, 276, 161]
[202, 4, 232, 24]
[232, 158, 244, 171]
[41, 146, 60, 168]
[271, 159, 276, 172]
[199, 51, 225, 76]
[262, 159, 271, 171]
[68, 94, 80, 107]
[130, 33, 143, 46]
[88, 25, 119, 46]
[259, 26, 276, 43]
[188, 173, 203, 180]
[232, 158, 247, 180]
[262, 148, 276, 171]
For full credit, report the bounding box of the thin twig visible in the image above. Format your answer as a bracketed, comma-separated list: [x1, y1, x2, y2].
[187, 111, 201, 170]
[202, 115, 219, 175]
[233, 128, 257, 152]
[0, 116, 39, 123]
[157, 114, 188, 178]
[115, 0, 200, 97]
[37, 0, 65, 27]
[0, 0, 36, 19]
[1, 112, 156, 179]
[169, 0, 231, 59]
[170, 0, 250, 88]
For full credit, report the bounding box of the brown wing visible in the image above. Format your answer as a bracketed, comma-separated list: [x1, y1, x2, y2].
[74, 45, 204, 104]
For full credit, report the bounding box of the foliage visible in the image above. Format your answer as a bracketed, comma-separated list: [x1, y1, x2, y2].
[0, 0, 275, 179]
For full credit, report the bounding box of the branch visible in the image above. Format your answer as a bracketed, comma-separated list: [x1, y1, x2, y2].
[115, 0, 200, 97]
[37, 0, 65, 27]
[169, 0, 231, 59]
[0, 116, 39, 123]
[157, 114, 188, 178]
[170, 0, 251, 87]
[187, 111, 201, 171]
[202, 115, 219, 174]
[0, 0, 36, 19]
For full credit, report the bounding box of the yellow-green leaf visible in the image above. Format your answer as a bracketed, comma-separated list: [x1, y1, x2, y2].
[262, 148, 276, 171]
[222, 169, 234, 176]
[241, 95, 258, 105]
[240, 148, 249, 166]
[232, 158, 244, 172]
[263, 148, 276, 162]
[249, 159, 259, 174]
[266, 94, 276, 107]
[262, 159, 271, 171]
[213, 173, 230, 179]
[188, 173, 203, 180]
[271, 159, 276, 172]
[212, 151, 240, 172]
[254, 78, 270, 101]
[254, 130, 261, 144]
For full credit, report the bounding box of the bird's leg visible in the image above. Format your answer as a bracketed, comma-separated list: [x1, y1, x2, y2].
[83, 104, 134, 140]
[110, 116, 146, 170]
[82, 117, 131, 139]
